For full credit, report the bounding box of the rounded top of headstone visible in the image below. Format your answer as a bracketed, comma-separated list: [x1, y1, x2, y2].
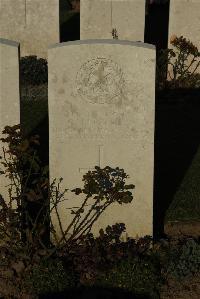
[48, 39, 155, 50]
[0, 38, 19, 47]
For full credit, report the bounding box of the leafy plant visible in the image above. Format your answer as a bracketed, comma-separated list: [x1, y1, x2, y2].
[58, 223, 132, 285]
[164, 238, 200, 280]
[0, 124, 49, 248]
[57, 226, 157, 295]
[156, 35, 200, 90]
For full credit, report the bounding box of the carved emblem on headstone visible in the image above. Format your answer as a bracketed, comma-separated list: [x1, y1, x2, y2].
[76, 57, 125, 104]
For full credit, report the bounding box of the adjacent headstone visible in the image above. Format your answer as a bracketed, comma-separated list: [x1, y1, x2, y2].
[48, 40, 155, 243]
[80, 0, 146, 41]
[0, 38, 20, 207]
[0, 0, 60, 58]
[168, 0, 200, 79]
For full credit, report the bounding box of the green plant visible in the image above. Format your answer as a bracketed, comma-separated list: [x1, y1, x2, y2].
[0, 125, 49, 247]
[58, 224, 138, 286]
[165, 238, 200, 280]
[20, 56, 48, 86]
[156, 35, 200, 90]
[57, 226, 157, 293]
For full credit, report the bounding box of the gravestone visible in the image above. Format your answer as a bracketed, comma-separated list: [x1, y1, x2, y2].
[0, 0, 59, 58]
[80, 0, 146, 41]
[168, 0, 200, 79]
[0, 38, 20, 207]
[48, 40, 155, 243]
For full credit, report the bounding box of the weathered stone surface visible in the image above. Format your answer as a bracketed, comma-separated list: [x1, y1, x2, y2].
[80, 0, 146, 41]
[168, 0, 200, 79]
[48, 40, 155, 242]
[168, 0, 200, 50]
[0, 38, 20, 206]
[0, 0, 59, 58]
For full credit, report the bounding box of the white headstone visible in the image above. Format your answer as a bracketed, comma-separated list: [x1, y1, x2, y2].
[48, 40, 155, 243]
[0, 38, 20, 206]
[80, 0, 146, 41]
[0, 0, 60, 58]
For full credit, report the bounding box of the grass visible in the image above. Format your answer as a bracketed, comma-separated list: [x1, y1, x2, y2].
[165, 144, 200, 222]
[154, 91, 200, 228]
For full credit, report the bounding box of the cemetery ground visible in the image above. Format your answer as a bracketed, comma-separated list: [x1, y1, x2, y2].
[2, 81, 196, 299]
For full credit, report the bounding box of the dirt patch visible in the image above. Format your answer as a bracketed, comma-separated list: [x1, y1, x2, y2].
[164, 220, 200, 238]
[161, 273, 200, 299]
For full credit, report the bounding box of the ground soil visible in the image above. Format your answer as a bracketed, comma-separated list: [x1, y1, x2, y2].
[164, 220, 200, 238]
[161, 273, 200, 299]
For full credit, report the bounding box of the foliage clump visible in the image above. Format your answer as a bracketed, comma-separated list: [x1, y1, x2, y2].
[156, 35, 200, 90]
[163, 237, 200, 280]
[93, 235, 162, 299]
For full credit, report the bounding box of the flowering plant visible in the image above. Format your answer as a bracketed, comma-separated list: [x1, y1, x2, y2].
[156, 35, 200, 89]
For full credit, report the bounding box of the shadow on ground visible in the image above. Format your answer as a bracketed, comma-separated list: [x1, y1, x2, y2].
[154, 89, 200, 238]
[39, 286, 152, 299]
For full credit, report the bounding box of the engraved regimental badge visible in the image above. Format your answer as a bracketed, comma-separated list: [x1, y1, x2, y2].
[76, 57, 125, 104]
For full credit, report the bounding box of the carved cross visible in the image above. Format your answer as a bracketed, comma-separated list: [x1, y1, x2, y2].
[79, 145, 104, 174]
[24, 0, 27, 27]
